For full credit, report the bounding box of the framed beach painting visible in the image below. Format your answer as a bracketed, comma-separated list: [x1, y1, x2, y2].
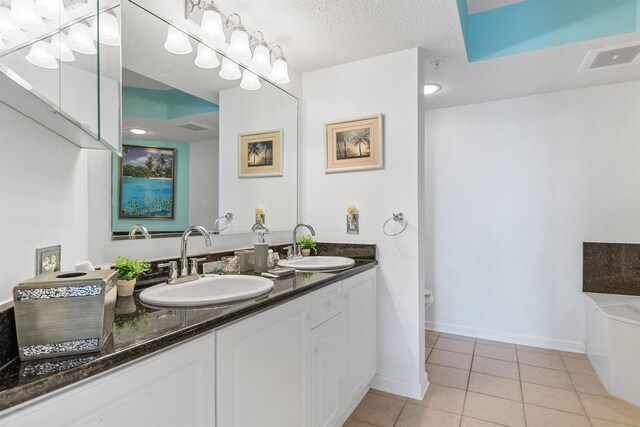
[238, 129, 283, 177]
[325, 114, 383, 173]
[119, 145, 175, 219]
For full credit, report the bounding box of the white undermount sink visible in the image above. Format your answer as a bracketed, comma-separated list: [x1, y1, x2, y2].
[139, 275, 274, 307]
[278, 256, 355, 272]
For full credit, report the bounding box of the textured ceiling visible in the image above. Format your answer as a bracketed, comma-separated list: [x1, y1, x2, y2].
[208, 0, 640, 109]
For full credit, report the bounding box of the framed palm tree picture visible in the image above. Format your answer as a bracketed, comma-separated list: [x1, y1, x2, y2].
[325, 114, 383, 173]
[119, 144, 175, 219]
[239, 129, 283, 177]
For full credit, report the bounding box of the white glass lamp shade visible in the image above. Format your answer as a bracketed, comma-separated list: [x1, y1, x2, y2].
[219, 57, 241, 80]
[249, 44, 271, 75]
[164, 26, 192, 55]
[91, 13, 120, 46]
[0, 38, 6, 50]
[268, 57, 289, 84]
[26, 41, 58, 69]
[49, 33, 74, 62]
[198, 9, 225, 43]
[195, 43, 220, 69]
[0, 7, 23, 41]
[11, 0, 46, 31]
[240, 69, 261, 91]
[35, 0, 67, 21]
[66, 23, 96, 55]
[227, 27, 251, 61]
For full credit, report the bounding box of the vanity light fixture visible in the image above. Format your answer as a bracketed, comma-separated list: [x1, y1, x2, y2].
[195, 42, 220, 69]
[0, 38, 5, 50]
[423, 83, 441, 95]
[26, 40, 58, 69]
[240, 69, 260, 90]
[226, 14, 251, 62]
[49, 33, 74, 62]
[219, 56, 241, 80]
[35, 0, 67, 22]
[248, 31, 271, 75]
[198, 2, 225, 43]
[91, 12, 120, 47]
[268, 45, 289, 84]
[164, 25, 192, 55]
[66, 23, 97, 55]
[128, 128, 148, 135]
[10, 0, 45, 31]
[0, 7, 23, 41]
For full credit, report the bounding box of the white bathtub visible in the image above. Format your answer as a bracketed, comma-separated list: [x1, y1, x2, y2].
[584, 293, 640, 407]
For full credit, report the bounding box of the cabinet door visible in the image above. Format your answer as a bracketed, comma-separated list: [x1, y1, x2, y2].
[343, 269, 377, 408]
[0, 333, 216, 427]
[312, 314, 343, 427]
[217, 296, 312, 427]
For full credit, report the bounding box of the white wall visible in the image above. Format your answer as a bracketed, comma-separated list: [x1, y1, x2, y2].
[303, 48, 426, 398]
[0, 103, 89, 304]
[425, 80, 640, 351]
[218, 85, 298, 233]
[190, 139, 219, 226]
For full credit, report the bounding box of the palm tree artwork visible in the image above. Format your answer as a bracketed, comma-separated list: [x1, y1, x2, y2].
[247, 141, 274, 167]
[336, 128, 371, 159]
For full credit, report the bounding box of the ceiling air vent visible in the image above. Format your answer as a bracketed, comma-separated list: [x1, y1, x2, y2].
[175, 122, 211, 132]
[579, 42, 640, 72]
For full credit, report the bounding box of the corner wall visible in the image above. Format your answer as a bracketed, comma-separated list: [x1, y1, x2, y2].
[0, 103, 89, 304]
[425, 80, 640, 351]
[302, 48, 426, 398]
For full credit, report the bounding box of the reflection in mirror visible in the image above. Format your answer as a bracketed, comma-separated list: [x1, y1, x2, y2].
[111, 1, 297, 240]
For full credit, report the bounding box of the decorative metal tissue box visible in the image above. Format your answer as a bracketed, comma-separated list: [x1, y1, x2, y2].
[13, 269, 117, 361]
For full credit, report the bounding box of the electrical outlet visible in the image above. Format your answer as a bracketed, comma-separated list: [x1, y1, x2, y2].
[36, 245, 61, 275]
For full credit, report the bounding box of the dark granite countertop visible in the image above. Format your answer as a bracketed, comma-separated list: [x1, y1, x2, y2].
[0, 244, 376, 413]
[583, 242, 640, 296]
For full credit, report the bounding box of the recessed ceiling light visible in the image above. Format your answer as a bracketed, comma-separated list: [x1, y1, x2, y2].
[424, 83, 441, 95]
[129, 128, 148, 135]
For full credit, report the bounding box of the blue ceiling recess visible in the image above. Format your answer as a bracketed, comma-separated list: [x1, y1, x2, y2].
[457, 0, 640, 62]
[122, 86, 219, 120]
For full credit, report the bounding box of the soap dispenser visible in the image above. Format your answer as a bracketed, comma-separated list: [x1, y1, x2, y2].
[254, 230, 269, 273]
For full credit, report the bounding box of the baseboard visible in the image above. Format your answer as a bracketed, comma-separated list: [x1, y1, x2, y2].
[370, 373, 425, 400]
[425, 320, 585, 353]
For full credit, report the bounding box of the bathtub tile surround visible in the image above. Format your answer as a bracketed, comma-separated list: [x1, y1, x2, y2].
[0, 245, 376, 412]
[344, 332, 640, 427]
[583, 242, 640, 296]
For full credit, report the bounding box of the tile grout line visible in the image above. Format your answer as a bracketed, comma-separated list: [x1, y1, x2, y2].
[561, 353, 593, 426]
[516, 341, 529, 427]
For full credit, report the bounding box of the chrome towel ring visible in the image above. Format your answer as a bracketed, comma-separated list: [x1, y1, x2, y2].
[212, 213, 234, 234]
[383, 212, 407, 236]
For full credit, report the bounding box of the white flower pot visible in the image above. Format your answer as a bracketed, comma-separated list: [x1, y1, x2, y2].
[116, 278, 136, 297]
[301, 249, 311, 257]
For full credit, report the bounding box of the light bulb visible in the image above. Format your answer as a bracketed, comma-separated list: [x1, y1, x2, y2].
[164, 25, 192, 55]
[249, 43, 271, 75]
[66, 23, 96, 55]
[227, 26, 251, 62]
[195, 42, 220, 69]
[423, 83, 441, 95]
[240, 69, 261, 90]
[91, 12, 120, 46]
[219, 57, 241, 80]
[49, 33, 74, 62]
[35, 0, 67, 21]
[198, 7, 225, 43]
[269, 57, 290, 84]
[0, 7, 23, 41]
[11, 0, 45, 31]
[26, 41, 58, 69]
[129, 128, 147, 135]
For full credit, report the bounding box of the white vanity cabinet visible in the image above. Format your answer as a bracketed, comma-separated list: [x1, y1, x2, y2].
[311, 313, 343, 427]
[216, 295, 313, 427]
[0, 332, 216, 427]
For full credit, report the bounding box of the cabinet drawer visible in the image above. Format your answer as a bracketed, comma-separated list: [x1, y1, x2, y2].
[311, 283, 342, 328]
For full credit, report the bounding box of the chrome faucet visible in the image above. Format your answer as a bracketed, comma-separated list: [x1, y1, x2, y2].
[290, 223, 316, 259]
[180, 225, 212, 277]
[128, 223, 150, 239]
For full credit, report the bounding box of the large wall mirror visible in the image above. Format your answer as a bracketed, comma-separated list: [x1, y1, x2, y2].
[112, 0, 297, 240]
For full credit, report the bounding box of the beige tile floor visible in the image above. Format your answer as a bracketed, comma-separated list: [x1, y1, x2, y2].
[343, 331, 640, 427]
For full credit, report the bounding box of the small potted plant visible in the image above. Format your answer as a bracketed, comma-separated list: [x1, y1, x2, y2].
[297, 235, 317, 257]
[113, 256, 150, 297]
